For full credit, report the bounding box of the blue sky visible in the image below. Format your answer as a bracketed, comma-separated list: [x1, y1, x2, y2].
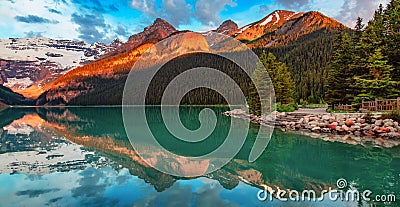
[0, 0, 390, 43]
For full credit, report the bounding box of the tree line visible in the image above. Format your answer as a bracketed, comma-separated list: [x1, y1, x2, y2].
[254, 29, 339, 104]
[326, 0, 400, 105]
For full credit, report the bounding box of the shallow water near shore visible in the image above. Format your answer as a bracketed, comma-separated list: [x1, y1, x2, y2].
[0, 106, 399, 206]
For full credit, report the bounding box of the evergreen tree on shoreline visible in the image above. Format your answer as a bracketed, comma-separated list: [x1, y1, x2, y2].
[247, 52, 295, 115]
[326, 31, 353, 104]
[326, 0, 400, 105]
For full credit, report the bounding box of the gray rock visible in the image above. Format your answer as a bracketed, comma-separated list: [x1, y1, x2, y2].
[383, 119, 393, 123]
[319, 122, 328, 127]
[342, 125, 350, 131]
[384, 121, 394, 127]
[322, 115, 330, 121]
[321, 128, 331, 133]
[388, 127, 396, 132]
[312, 127, 321, 132]
[362, 126, 372, 131]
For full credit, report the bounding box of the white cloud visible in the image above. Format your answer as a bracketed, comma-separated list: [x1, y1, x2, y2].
[272, 0, 391, 27]
[130, 0, 192, 26]
[131, 0, 157, 18]
[194, 0, 237, 27]
[334, 0, 390, 27]
[129, 0, 237, 28]
[0, 0, 80, 40]
[0, 0, 131, 43]
[274, 0, 311, 10]
[161, 0, 192, 25]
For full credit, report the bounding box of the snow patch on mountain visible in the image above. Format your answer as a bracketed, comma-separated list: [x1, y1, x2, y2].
[274, 12, 280, 24]
[0, 37, 123, 92]
[260, 15, 273, 26]
[237, 25, 252, 34]
[3, 77, 33, 89]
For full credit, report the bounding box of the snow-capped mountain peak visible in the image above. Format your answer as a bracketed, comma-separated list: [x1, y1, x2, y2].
[0, 37, 122, 97]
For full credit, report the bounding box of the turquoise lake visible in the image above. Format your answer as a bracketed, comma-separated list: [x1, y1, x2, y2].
[0, 107, 399, 207]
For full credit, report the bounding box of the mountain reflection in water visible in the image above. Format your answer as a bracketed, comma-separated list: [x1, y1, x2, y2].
[0, 107, 399, 207]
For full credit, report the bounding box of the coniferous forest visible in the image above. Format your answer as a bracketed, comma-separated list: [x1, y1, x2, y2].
[326, 0, 400, 105]
[254, 29, 340, 104]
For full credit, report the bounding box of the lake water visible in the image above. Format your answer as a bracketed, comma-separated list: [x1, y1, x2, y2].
[0, 107, 399, 207]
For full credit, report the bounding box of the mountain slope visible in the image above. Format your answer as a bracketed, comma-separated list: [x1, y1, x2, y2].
[232, 10, 344, 48]
[0, 37, 123, 98]
[255, 28, 343, 103]
[212, 20, 238, 35]
[232, 10, 297, 41]
[0, 85, 34, 105]
[36, 32, 211, 105]
[36, 18, 181, 105]
[249, 11, 343, 48]
[36, 42, 154, 105]
[102, 18, 177, 59]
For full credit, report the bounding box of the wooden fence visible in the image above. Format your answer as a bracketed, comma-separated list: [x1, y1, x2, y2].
[361, 98, 400, 111]
[334, 98, 400, 112]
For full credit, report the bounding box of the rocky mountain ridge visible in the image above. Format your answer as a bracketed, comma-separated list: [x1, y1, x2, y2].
[0, 37, 123, 97]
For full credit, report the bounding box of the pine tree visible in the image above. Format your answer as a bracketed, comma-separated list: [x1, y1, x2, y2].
[247, 70, 262, 116]
[353, 17, 365, 42]
[326, 32, 354, 105]
[348, 18, 368, 99]
[355, 49, 399, 100]
[247, 53, 273, 115]
[247, 52, 295, 114]
[384, 0, 400, 82]
[262, 52, 295, 105]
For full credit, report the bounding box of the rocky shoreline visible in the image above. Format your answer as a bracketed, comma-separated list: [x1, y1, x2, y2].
[224, 109, 400, 148]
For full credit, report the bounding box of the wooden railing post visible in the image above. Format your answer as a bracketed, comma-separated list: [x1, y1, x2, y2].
[386, 99, 388, 110]
[375, 99, 378, 111]
[397, 97, 400, 111]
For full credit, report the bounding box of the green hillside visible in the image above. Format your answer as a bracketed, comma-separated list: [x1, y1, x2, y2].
[0, 85, 35, 106]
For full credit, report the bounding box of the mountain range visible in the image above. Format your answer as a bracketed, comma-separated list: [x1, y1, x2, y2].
[0, 37, 123, 98]
[0, 10, 346, 106]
